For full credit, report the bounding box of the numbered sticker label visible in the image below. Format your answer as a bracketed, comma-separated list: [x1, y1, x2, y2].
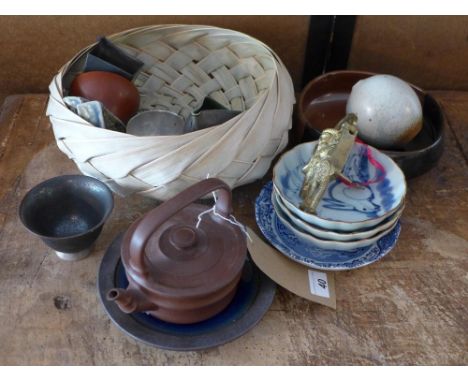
[308, 270, 330, 298]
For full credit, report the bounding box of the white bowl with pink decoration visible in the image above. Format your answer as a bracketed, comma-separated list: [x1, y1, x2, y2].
[272, 141, 406, 232]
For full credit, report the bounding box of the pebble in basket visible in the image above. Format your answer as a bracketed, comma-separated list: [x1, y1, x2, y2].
[47, 25, 295, 201]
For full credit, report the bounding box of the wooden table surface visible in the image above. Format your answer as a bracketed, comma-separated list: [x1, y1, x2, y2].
[0, 93, 466, 365]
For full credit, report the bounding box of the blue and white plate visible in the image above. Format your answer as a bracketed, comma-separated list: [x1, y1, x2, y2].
[256, 182, 401, 271]
[273, 189, 404, 242]
[272, 188, 399, 250]
[273, 141, 406, 231]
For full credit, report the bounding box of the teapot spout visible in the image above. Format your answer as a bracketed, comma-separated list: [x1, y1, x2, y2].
[106, 288, 157, 314]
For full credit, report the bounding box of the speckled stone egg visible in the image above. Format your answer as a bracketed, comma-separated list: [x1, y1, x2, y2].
[346, 74, 423, 149]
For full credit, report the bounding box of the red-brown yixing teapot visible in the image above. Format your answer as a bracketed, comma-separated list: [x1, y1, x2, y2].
[106, 178, 247, 324]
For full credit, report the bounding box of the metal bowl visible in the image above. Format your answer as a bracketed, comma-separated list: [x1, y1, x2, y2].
[297, 70, 445, 178]
[127, 110, 185, 136]
[19, 175, 114, 261]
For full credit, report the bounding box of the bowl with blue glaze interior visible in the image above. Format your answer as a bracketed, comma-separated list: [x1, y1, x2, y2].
[272, 188, 404, 242]
[271, 188, 399, 250]
[273, 141, 406, 232]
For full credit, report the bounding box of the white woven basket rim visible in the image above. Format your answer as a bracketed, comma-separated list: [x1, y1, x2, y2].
[47, 24, 295, 200]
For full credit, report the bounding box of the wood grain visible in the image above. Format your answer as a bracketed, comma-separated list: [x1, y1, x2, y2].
[0, 93, 466, 365]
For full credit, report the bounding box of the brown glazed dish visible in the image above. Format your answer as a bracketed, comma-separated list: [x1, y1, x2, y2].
[107, 178, 247, 324]
[70, 71, 140, 124]
[297, 70, 445, 178]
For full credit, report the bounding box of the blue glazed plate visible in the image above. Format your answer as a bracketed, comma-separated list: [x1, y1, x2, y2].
[98, 233, 276, 351]
[256, 182, 401, 271]
[273, 141, 406, 231]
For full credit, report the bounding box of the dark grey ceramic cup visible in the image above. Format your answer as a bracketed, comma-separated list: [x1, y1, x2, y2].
[19, 175, 114, 261]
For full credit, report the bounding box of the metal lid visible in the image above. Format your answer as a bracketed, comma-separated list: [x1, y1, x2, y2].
[121, 179, 247, 298]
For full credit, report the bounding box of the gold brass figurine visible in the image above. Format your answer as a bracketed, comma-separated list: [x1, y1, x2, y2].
[300, 113, 358, 214]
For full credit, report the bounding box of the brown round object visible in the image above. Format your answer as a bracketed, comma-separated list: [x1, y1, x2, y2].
[70, 71, 139, 123]
[107, 178, 247, 324]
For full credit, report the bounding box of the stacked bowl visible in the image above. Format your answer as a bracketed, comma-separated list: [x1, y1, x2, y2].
[255, 141, 406, 270]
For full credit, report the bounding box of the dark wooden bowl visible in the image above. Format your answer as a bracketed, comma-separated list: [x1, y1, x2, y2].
[297, 70, 445, 178]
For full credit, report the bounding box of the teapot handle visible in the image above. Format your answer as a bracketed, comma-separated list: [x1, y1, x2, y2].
[128, 178, 233, 275]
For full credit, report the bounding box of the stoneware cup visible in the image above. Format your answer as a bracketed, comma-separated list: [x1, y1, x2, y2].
[19, 175, 114, 261]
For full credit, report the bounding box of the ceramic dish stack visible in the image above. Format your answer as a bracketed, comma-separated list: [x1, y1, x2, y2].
[255, 141, 406, 270]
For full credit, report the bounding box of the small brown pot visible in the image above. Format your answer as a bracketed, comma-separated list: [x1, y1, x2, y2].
[107, 178, 247, 324]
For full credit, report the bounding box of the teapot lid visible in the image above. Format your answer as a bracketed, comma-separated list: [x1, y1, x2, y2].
[121, 179, 247, 298]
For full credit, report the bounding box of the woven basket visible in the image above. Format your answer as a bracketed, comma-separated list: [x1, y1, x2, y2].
[47, 25, 295, 200]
